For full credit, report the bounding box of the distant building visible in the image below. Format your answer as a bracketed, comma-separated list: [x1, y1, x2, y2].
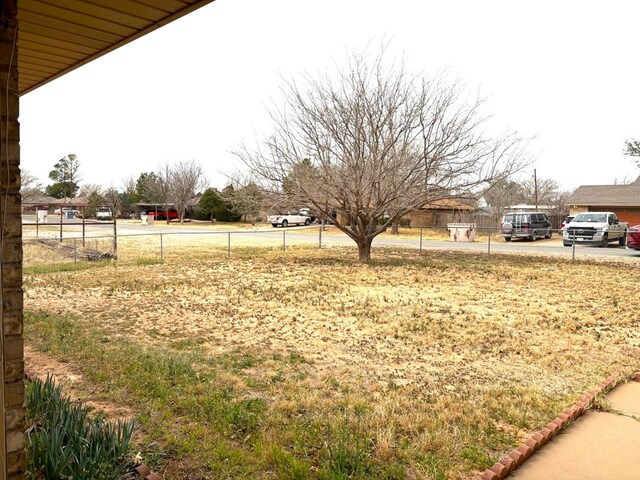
[404, 199, 476, 227]
[566, 176, 640, 225]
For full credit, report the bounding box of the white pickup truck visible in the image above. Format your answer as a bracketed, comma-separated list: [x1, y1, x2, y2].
[563, 212, 628, 247]
[268, 212, 312, 227]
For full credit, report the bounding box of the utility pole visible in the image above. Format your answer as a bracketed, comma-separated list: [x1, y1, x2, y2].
[534, 168, 538, 210]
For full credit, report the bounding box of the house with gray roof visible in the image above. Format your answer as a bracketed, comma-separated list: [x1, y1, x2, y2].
[566, 176, 640, 225]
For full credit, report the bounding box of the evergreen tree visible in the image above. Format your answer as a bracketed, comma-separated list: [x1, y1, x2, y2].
[45, 154, 81, 198]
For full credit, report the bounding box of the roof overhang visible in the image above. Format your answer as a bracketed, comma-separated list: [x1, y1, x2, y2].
[18, 0, 215, 96]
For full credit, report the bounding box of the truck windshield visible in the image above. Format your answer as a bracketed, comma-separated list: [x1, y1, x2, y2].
[574, 213, 606, 223]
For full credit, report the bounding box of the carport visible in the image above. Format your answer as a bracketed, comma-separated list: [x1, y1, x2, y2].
[0, 1, 214, 477]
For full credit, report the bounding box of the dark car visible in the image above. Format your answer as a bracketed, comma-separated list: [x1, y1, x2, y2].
[501, 211, 552, 241]
[627, 225, 640, 250]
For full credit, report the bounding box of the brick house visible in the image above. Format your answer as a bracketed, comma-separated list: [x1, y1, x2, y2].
[403, 199, 476, 227]
[566, 176, 640, 225]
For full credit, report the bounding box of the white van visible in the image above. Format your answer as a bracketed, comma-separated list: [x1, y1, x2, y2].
[96, 207, 113, 220]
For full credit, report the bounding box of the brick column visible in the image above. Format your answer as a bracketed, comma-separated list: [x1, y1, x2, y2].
[0, 0, 25, 478]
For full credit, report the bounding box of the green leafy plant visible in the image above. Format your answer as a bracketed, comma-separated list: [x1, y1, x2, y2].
[26, 376, 135, 480]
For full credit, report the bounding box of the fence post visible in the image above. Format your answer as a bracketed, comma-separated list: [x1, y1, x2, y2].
[113, 218, 118, 261]
[487, 228, 491, 257]
[283, 230, 286, 251]
[419, 227, 423, 254]
[228, 232, 231, 258]
[160, 233, 164, 262]
[73, 238, 77, 264]
[82, 215, 86, 247]
[36, 208, 39, 238]
[59, 211, 63, 242]
[572, 234, 576, 262]
[319, 225, 322, 249]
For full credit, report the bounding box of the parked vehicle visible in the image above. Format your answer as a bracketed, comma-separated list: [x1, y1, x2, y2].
[145, 208, 179, 221]
[563, 212, 628, 247]
[53, 207, 80, 217]
[96, 207, 112, 220]
[268, 211, 312, 227]
[561, 215, 575, 230]
[298, 208, 318, 223]
[627, 225, 640, 250]
[500, 212, 552, 241]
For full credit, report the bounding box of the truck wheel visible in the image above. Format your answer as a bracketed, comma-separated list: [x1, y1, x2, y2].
[563, 241, 572, 247]
[271, 223, 278, 228]
[545, 230, 552, 239]
[530, 231, 538, 241]
[282, 219, 288, 228]
[504, 237, 511, 242]
[304, 218, 311, 226]
[619, 234, 627, 246]
[600, 234, 608, 248]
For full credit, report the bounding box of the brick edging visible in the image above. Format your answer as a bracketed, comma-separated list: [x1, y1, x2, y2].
[471, 370, 636, 480]
[24, 367, 160, 479]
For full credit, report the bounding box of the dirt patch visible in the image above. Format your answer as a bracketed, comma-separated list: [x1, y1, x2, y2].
[25, 345, 136, 420]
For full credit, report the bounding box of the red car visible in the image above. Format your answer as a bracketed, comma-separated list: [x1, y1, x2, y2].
[146, 208, 179, 221]
[627, 225, 640, 250]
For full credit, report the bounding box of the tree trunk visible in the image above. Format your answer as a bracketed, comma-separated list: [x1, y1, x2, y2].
[357, 238, 373, 261]
[391, 221, 399, 235]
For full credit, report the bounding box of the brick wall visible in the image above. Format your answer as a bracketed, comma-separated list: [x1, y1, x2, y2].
[569, 206, 589, 216]
[403, 210, 436, 226]
[0, 0, 25, 478]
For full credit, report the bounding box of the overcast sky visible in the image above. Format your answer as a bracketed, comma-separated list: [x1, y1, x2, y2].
[20, 0, 640, 193]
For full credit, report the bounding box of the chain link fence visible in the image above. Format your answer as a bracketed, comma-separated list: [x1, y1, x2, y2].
[21, 222, 640, 269]
[22, 217, 117, 267]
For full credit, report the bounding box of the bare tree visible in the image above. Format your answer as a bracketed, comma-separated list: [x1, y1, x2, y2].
[78, 183, 103, 197]
[547, 189, 573, 217]
[612, 176, 634, 186]
[156, 163, 173, 224]
[624, 139, 640, 167]
[103, 186, 120, 215]
[167, 160, 206, 223]
[20, 168, 43, 203]
[236, 48, 529, 260]
[520, 177, 561, 207]
[482, 178, 525, 225]
[223, 172, 265, 223]
[520, 177, 571, 217]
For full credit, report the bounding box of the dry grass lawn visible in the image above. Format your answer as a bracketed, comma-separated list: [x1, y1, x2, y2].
[23, 245, 640, 479]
